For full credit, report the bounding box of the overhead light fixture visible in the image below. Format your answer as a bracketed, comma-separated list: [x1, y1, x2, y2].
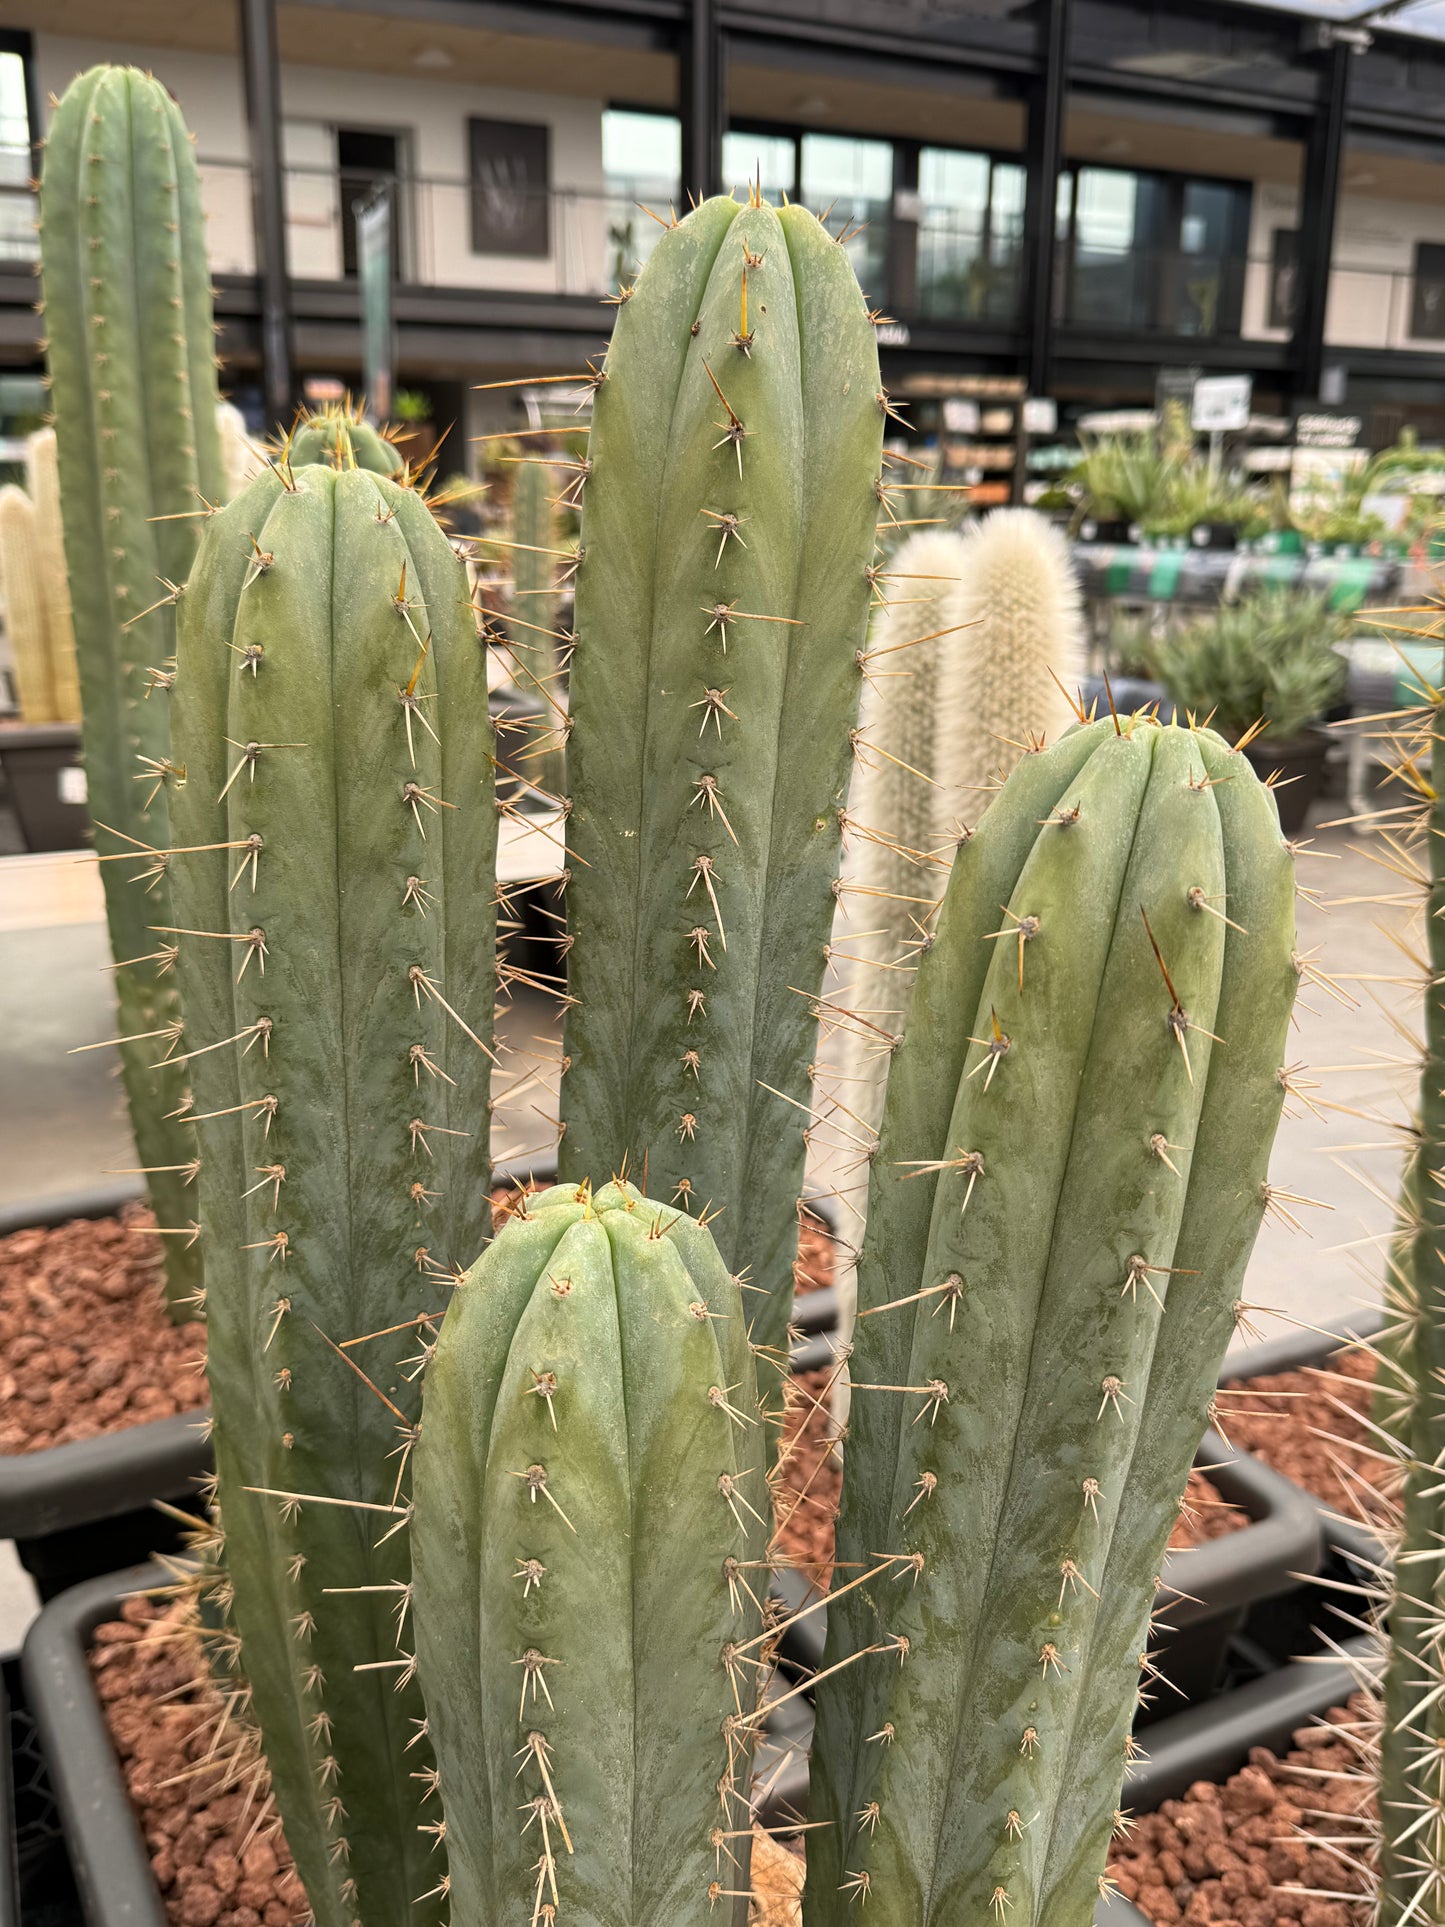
[1344, 169, 1376, 188]
[793, 94, 832, 116]
[412, 45, 455, 69]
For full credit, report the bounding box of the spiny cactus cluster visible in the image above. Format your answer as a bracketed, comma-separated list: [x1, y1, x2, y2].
[558, 190, 885, 1361]
[39, 63, 223, 1315]
[38, 72, 1309, 1927]
[413, 1180, 768, 1927]
[170, 448, 496, 1927]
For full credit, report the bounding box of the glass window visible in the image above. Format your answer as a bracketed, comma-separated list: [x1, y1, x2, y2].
[800, 133, 892, 303]
[916, 147, 1024, 322]
[0, 52, 33, 262]
[601, 110, 680, 199]
[601, 109, 680, 281]
[723, 131, 796, 202]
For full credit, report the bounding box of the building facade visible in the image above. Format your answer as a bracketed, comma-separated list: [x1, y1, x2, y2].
[2, 0, 1445, 451]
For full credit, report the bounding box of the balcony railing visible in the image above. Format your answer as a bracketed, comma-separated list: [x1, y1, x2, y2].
[2, 145, 1445, 361]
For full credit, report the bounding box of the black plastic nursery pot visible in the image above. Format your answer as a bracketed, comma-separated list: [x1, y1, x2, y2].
[3, 1644, 78, 1927]
[0, 1188, 209, 1604]
[25, 1565, 1154, 1927]
[1218, 1310, 1390, 1662]
[1095, 1637, 1381, 1927]
[0, 728, 88, 855]
[22, 1568, 164, 1927]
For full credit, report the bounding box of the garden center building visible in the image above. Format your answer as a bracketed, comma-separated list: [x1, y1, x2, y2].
[0, 0, 1444, 452]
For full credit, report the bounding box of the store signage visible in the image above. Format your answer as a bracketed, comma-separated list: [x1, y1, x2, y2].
[1293, 409, 1363, 449]
[1190, 374, 1253, 433]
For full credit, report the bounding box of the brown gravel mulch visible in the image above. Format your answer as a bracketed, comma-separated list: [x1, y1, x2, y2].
[1221, 1348, 1391, 1529]
[0, 1204, 204, 1454]
[1108, 1695, 1374, 1926]
[93, 1595, 306, 1927]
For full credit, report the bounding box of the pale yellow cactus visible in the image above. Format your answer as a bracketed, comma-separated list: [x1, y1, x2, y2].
[0, 484, 58, 723]
[25, 429, 81, 722]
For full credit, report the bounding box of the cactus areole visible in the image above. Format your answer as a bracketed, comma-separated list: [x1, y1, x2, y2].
[170, 460, 496, 1927]
[412, 1181, 768, 1927]
[559, 192, 885, 1358]
[809, 716, 1298, 1927]
[40, 64, 224, 1316]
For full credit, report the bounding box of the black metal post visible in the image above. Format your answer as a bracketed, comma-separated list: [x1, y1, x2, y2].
[680, 0, 723, 204]
[238, 0, 294, 427]
[1292, 33, 1351, 402]
[888, 139, 921, 320]
[1022, 0, 1070, 396]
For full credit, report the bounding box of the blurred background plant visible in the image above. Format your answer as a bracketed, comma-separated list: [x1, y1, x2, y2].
[1138, 586, 1350, 743]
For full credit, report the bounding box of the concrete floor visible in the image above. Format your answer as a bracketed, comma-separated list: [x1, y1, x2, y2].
[0, 816, 1423, 1644]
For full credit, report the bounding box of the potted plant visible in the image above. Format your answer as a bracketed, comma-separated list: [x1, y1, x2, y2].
[1137, 588, 1349, 835]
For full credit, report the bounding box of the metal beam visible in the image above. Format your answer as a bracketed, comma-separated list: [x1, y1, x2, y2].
[1291, 33, 1352, 402]
[238, 0, 294, 427]
[680, 0, 723, 202]
[1022, 0, 1069, 397]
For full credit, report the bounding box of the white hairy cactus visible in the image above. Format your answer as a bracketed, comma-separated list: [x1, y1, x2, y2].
[216, 399, 261, 501]
[25, 429, 81, 722]
[0, 485, 58, 723]
[822, 510, 1085, 1313]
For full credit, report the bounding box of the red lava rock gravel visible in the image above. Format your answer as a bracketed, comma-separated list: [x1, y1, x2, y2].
[1221, 1348, 1390, 1529]
[93, 1594, 307, 1927]
[0, 1204, 204, 1454]
[1108, 1695, 1374, 1925]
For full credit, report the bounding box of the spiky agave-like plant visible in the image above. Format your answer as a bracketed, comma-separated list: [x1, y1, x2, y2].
[40, 64, 223, 1316]
[808, 713, 1298, 1927]
[558, 191, 885, 1360]
[411, 1180, 769, 1927]
[169, 459, 496, 1927]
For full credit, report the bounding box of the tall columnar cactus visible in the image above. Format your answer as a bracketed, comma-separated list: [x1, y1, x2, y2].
[507, 456, 561, 691]
[560, 193, 884, 1357]
[40, 65, 222, 1314]
[412, 1180, 768, 1927]
[285, 405, 403, 476]
[0, 487, 56, 722]
[25, 430, 82, 721]
[1376, 685, 1445, 1927]
[169, 461, 496, 1927]
[807, 715, 1298, 1927]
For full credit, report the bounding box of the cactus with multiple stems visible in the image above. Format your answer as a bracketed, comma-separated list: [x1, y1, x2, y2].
[412, 1180, 768, 1927]
[169, 458, 496, 1927]
[33, 122, 1313, 1924]
[40, 64, 223, 1314]
[807, 714, 1298, 1927]
[559, 191, 884, 1359]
